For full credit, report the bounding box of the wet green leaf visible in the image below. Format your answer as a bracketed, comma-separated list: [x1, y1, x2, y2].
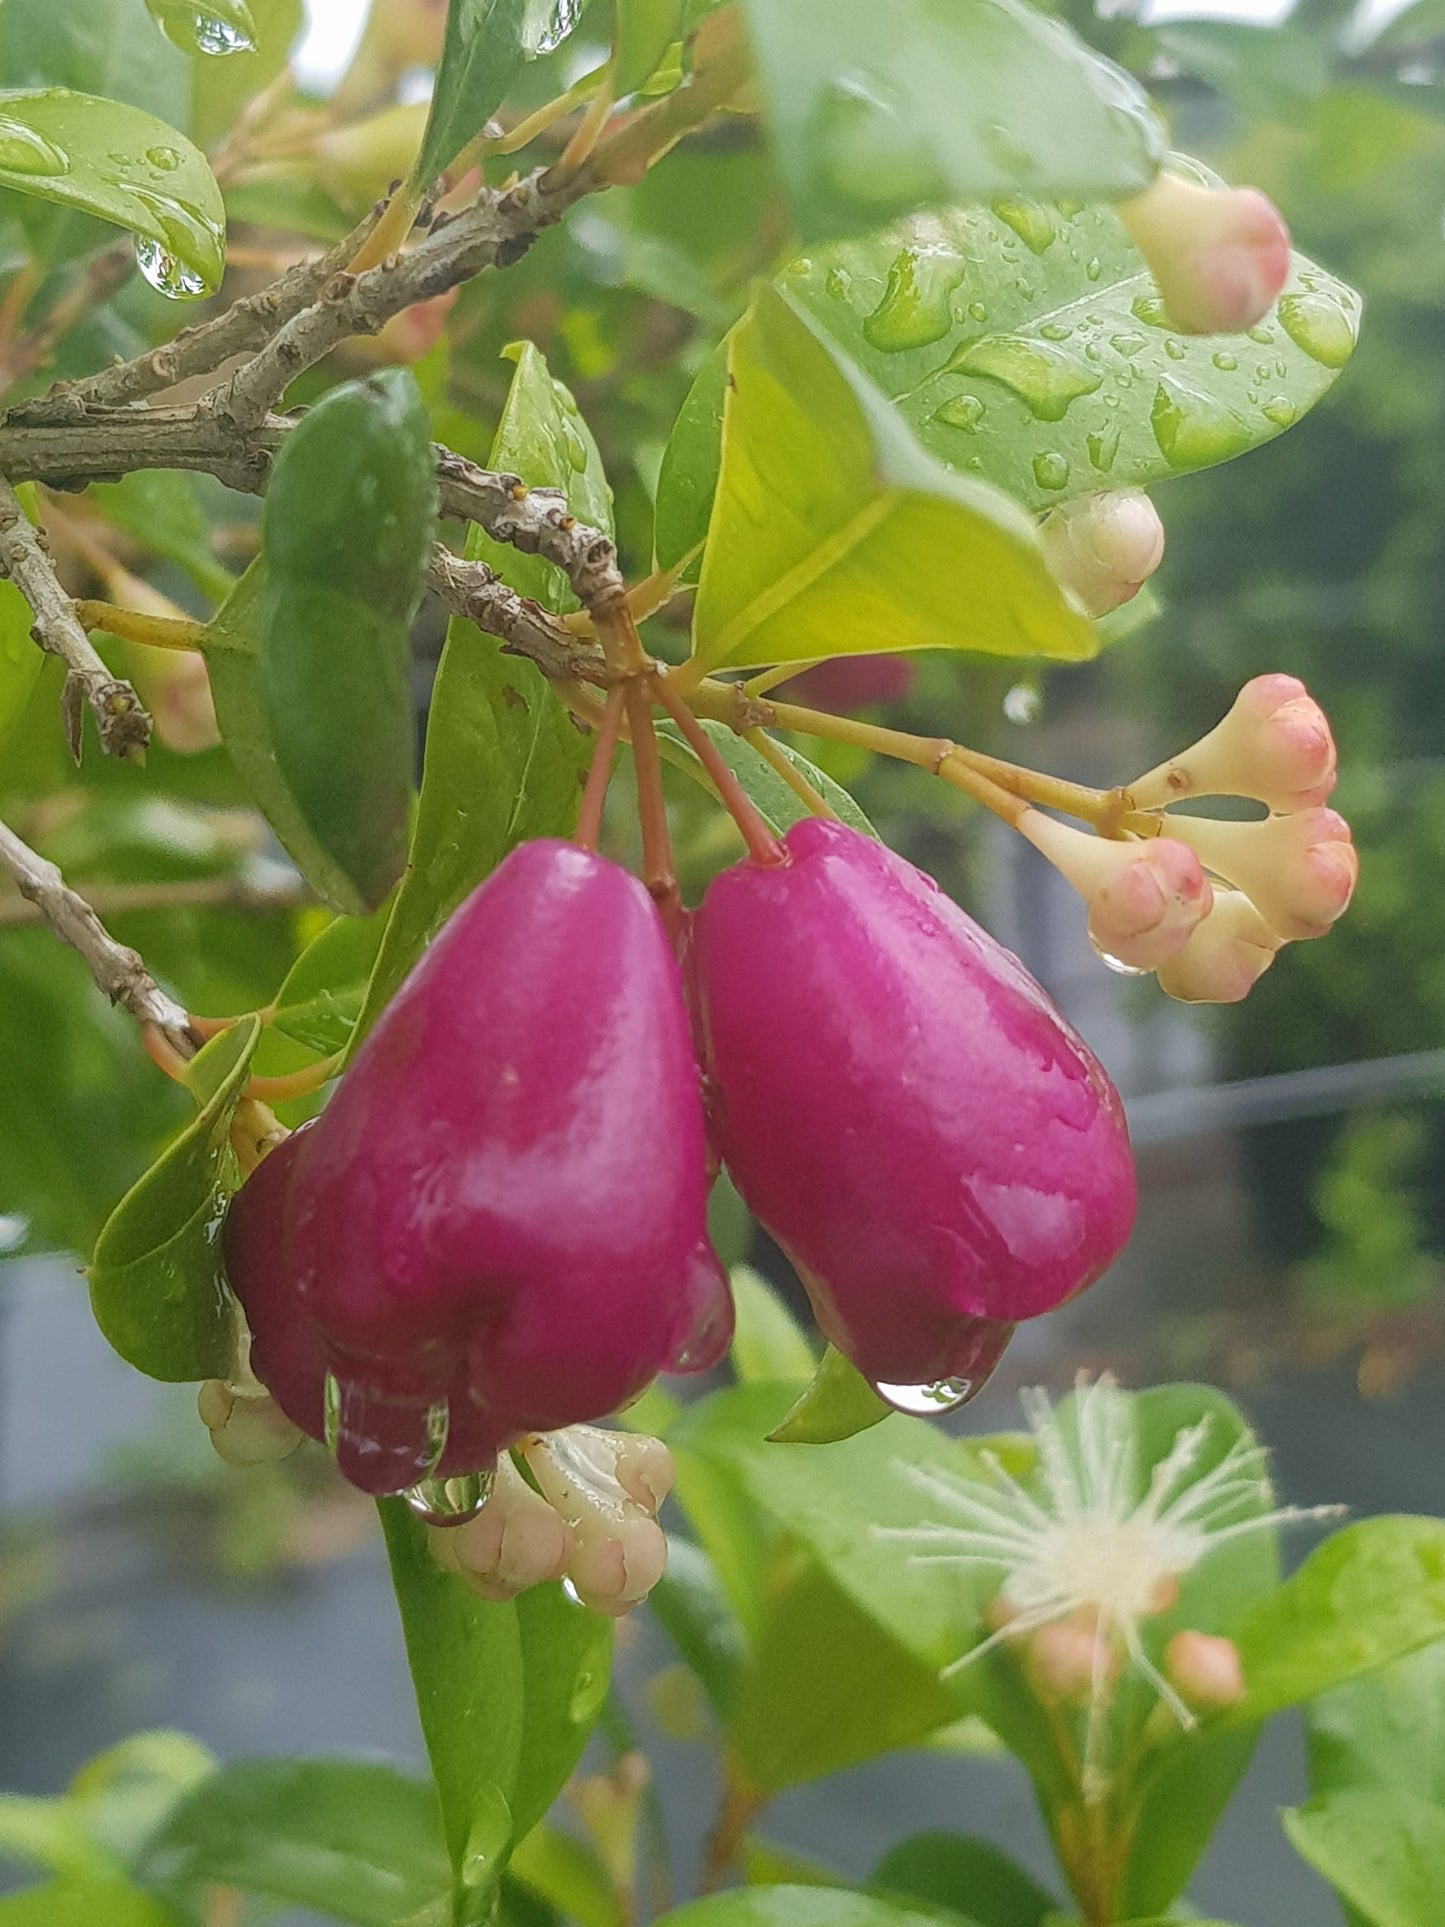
[352, 344, 604, 1043]
[90, 471, 235, 605]
[728, 1265, 816, 1386]
[765, 1346, 891, 1444]
[614, 0, 684, 97]
[144, 0, 257, 59]
[740, 0, 1162, 245]
[0, 89, 224, 293]
[1283, 1787, 1445, 1927]
[509, 1825, 620, 1927]
[509, 1582, 614, 1843]
[691, 288, 1096, 673]
[412, 0, 589, 191]
[270, 903, 394, 1057]
[134, 1758, 448, 1927]
[654, 338, 727, 575]
[650, 1535, 749, 1719]
[87, 1015, 260, 1382]
[657, 717, 877, 839]
[870, 1831, 1060, 1927]
[788, 193, 1360, 511]
[655, 1887, 976, 1927]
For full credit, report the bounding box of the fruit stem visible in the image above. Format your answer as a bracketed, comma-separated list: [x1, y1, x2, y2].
[558, 79, 615, 173]
[141, 1020, 193, 1083]
[623, 677, 679, 913]
[575, 684, 626, 851]
[742, 725, 837, 821]
[347, 186, 422, 275]
[75, 599, 209, 653]
[243, 1052, 344, 1104]
[652, 673, 788, 866]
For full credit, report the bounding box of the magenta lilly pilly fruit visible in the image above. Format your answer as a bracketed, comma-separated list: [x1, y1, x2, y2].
[689, 820, 1136, 1397]
[224, 839, 731, 1496]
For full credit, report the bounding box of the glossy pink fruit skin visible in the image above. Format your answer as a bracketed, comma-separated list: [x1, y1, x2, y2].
[784, 655, 915, 713]
[225, 840, 730, 1492]
[689, 820, 1136, 1387]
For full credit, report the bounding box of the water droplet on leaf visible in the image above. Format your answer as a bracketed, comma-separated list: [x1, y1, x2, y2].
[1086, 422, 1120, 472]
[932, 393, 985, 431]
[992, 197, 1056, 254]
[825, 265, 851, 300]
[1150, 376, 1252, 471]
[146, 146, 182, 171]
[0, 117, 69, 177]
[134, 236, 208, 299]
[1211, 350, 1237, 371]
[1033, 451, 1070, 491]
[1261, 395, 1295, 427]
[1277, 290, 1356, 369]
[946, 335, 1100, 422]
[154, 2, 256, 55]
[863, 246, 966, 352]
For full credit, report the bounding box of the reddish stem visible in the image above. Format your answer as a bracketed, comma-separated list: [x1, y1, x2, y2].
[652, 672, 788, 868]
[575, 684, 626, 851]
[624, 678, 680, 917]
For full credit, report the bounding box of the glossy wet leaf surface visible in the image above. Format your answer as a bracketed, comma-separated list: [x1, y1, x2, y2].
[269, 903, 394, 1057]
[786, 195, 1360, 510]
[691, 288, 1096, 672]
[87, 1016, 260, 1382]
[657, 717, 877, 839]
[765, 1346, 892, 1444]
[740, 0, 1162, 244]
[413, 0, 587, 191]
[0, 88, 224, 292]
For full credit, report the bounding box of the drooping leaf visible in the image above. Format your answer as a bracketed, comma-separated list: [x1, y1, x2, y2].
[869, 1831, 1060, 1927]
[656, 717, 878, 839]
[765, 1345, 891, 1444]
[787, 196, 1360, 511]
[258, 368, 435, 914]
[1283, 1788, 1445, 1927]
[352, 343, 606, 1043]
[134, 1758, 449, 1927]
[269, 903, 394, 1058]
[690, 287, 1096, 673]
[87, 1015, 260, 1382]
[739, 0, 1162, 244]
[0, 89, 225, 293]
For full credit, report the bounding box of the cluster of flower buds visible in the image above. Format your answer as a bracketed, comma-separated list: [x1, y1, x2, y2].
[1021, 676, 1354, 1002]
[1117, 166, 1292, 336]
[1039, 489, 1165, 620]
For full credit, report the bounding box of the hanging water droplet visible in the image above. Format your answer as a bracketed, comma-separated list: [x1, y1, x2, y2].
[561, 1575, 585, 1606]
[1260, 395, 1295, 427]
[873, 1377, 976, 1415]
[1211, 350, 1238, 371]
[1086, 422, 1120, 472]
[1276, 290, 1356, 369]
[523, 0, 582, 54]
[146, 146, 181, 172]
[992, 197, 1056, 255]
[1090, 939, 1150, 977]
[824, 265, 851, 300]
[0, 117, 69, 177]
[667, 1241, 735, 1372]
[946, 335, 1100, 422]
[1033, 451, 1070, 491]
[134, 236, 207, 299]
[323, 1372, 449, 1495]
[154, 2, 257, 56]
[1004, 682, 1040, 725]
[1150, 376, 1252, 471]
[1130, 293, 1170, 328]
[932, 393, 985, 431]
[863, 246, 966, 352]
[404, 1466, 496, 1527]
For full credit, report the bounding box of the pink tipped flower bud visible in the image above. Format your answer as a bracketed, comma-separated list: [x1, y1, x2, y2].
[688, 820, 1136, 1391]
[781, 654, 916, 713]
[1155, 889, 1283, 1004]
[1166, 806, 1357, 942]
[1130, 675, 1338, 814]
[429, 1453, 574, 1603]
[1018, 813, 1212, 972]
[197, 1378, 304, 1466]
[1039, 490, 1165, 619]
[1118, 171, 1291, 335]
[1164, 1630, 1247, 1711]
[521, 1427, 673, 1617]
[224, 841, 731, 1498]
[1024, 1614, 1119, 1708]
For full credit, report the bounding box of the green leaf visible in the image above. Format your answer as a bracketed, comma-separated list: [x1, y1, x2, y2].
[786, 198, 1361, 512]
[657, 717, 878, 839]
[270, 903, 394, 1057]
[654, 338, 727, 575]
[134, 1758, 449, 1927]
[766, 1346, 890, 1445]
[191, 0, 304, 149]
[613, 0, 683, 95]
[727, 1265, 816, 1386]
[691, 287, 1096, 673]
[1283, 1788, 1445, 1927]
[739, 0, 1162, 245]
[87, 1016, 260, 1382]
[90, 470, 235, 605]
[144, 0, 257, 59]
[0, 485, 43, 753]
[411, 0, 589, 192]
[649, 1535, 749, 1719]
[1309, 1639, 1445, 1804]
[0, 1881, 174, 1927]
[510, 1825, 621, 1927]
[1225, 1517, 1445, 1725]
[870, 1831, 1060, 1927]
[509, 1581, 614, 1843]
[259, 368, 435, 915]
[351, 343, 605, 1044]
[654, 1888, 975, 1927]
[0, 89, 225, 293]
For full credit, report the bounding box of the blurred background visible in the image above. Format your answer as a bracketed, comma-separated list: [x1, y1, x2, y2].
[3, 0, 1444, 1918]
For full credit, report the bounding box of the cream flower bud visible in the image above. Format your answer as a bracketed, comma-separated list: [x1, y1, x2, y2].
[1156, 889, 1283, 1004]
[1018, 812, 1212, 971]
[1130, 674, 1338, 813]
[197, 1379, 304, 1465]
[428, 1453, 573, 1603]
[1040, 489, 1165, 619]
[1166, 807, 1357, 941]
[1118, 171, 1291, 335]
[1024, 1613, 1118, 1708]
[520, 1426, 673, 1618]
[1164, 1629, 1247, 1711]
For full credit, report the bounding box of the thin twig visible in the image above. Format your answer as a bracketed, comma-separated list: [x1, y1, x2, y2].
[0, 476, 150, 758]
[424, 545, 610, 682]
[0, 815, 193, 1050]
[0, 869, 311, 928]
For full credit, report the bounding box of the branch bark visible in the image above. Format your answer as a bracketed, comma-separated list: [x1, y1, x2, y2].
[0, 815, 194, 1049]
[0, 868, 311, 929]
[0, 476, 151, 758]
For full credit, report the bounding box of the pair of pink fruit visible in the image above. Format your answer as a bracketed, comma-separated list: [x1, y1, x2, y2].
[223, 820, 1136, 1496]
